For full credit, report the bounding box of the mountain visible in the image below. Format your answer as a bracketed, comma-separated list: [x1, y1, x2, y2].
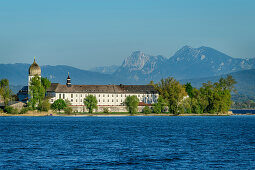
[180, 69, 255, 98]
[160, 46, 255, 80]
[113, 51, 167, 83]
[113, 46, 255, 83]
[0, 64, 119, 87]
[1, 45, 255, 98]
[89, 65, 119, 74]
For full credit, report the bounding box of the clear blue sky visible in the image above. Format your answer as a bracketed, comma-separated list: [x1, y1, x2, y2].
[0, 0, 254, 69]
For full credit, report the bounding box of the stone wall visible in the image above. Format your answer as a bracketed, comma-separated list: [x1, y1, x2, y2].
[71, 105, 152, 113]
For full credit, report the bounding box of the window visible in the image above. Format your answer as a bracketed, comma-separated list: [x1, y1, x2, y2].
[99, 94, 100, 97]
[108, 94, 109, 97]
[117, 99, 118, 102]
[99, 99, 100, 102]
[116, 94, 118, 97]
[112, 99, 114, 102]
[51, 99, 53, 102]
[103, 94, 105, 97]
[71, 94, 73, 98]
[71, 99, 73, 102]
[108, 99, 109, 102]
[80, 94, 82, 97]
[112, 94, 114, 97]
[59, 94, 61, 99]
[103, 99, 105, 102]
[121, 94, 122, 97]
[80, 99, 82, 102]
[63, 94, 65, 99]
[138, 95, 140, 97]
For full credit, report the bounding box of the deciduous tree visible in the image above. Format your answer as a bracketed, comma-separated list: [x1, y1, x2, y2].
[51, 99, 66, 112]
[124, 95, 139, 114]
[84, 95, 98, 113]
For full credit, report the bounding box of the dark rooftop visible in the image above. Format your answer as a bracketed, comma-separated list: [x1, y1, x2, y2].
[47, 83, 157, 94]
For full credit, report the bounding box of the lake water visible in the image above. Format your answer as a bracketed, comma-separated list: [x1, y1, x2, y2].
[231, 109, 255, 114]
[0, 116, 255, 169]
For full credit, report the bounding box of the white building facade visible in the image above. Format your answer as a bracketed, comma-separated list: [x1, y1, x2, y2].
[27, 59, 159, 111]
[47, 81, 159, 107]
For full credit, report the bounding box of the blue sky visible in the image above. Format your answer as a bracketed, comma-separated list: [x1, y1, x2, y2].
[0, 0, 254, 69]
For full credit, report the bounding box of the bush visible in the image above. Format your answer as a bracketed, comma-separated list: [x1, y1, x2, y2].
[103, 108, 109, 113]
[19, 107, 29, 114]
[51, 99, 66, 112]
[153, 104, 162, 113]
[0, 108, 3, 113]
[142, 106, 152, 114]
[64, 107, 72, 114]
[4, 106, 18, 114]
[37, 99, 51, 112]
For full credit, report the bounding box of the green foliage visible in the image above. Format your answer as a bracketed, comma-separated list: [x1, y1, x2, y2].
[19, 107, 29, 114]
[155, 75, 236, 114]
[103, 108, 109, 113]
[51, 99, 67, 112]
[41, 77, 51, 91]
[0, 108, 3, 113]
[29, 75, 45, 109]
[4, 106, 18, 114]
[64, 106, 73, 114]
[153, 96, 167, 113]
[37, 99, 51, 112]
[148, 80, 154, 85]
[185, 82, 194, 98]
[84, 95, 98, 113]
[142, 106, 152, 114]
[155, 77, 187, 114]
[65, 99, 72, 106]
[0, 79, 12, 106]
[124, 95, 139, 114]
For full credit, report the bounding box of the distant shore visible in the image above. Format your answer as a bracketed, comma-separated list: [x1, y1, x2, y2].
[0, 111, 236, 117]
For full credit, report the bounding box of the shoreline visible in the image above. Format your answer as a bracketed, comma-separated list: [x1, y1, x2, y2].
[0, 112, 239, 117]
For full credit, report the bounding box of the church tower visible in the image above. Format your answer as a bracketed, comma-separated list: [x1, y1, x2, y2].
[28, 57, 41, 88]
[66, 72, 71, 87]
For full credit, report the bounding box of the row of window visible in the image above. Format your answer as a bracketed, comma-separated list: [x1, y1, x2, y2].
[59, 93, 156, 99]
[51, 98, 156, 104]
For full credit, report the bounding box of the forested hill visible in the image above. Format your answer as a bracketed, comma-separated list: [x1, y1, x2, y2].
[0, 63, 120, 87]
[180, 69, 255, 98]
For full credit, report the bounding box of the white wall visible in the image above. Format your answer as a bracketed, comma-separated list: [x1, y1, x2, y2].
[48, 92, 159, 106]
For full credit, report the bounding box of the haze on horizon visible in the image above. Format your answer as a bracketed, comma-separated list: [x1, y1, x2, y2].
[0, 0, 254, 70]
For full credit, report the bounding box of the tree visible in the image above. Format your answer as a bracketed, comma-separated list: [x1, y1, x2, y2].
[84, 95, 98, 113]
[142, 106, 152, 114]
[29, 75, 45, 109]
[153, 96, 167, 113]
[124, 95, 139, 114]
[0, 79, 12, 106]
[185, 82, 194, 98]
[37, 99, 51, 112]
[148, 80, 154, 85]
[51, 99, 66, 112]
[155, 77, 187, 114]
[41, 77, 51, 91]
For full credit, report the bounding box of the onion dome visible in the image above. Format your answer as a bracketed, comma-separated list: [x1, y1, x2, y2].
[29, 57, 41, 76]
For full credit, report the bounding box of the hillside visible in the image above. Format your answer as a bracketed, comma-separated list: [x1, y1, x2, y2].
[0, 64, 119, 87]
[180, 69, 255, 97]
